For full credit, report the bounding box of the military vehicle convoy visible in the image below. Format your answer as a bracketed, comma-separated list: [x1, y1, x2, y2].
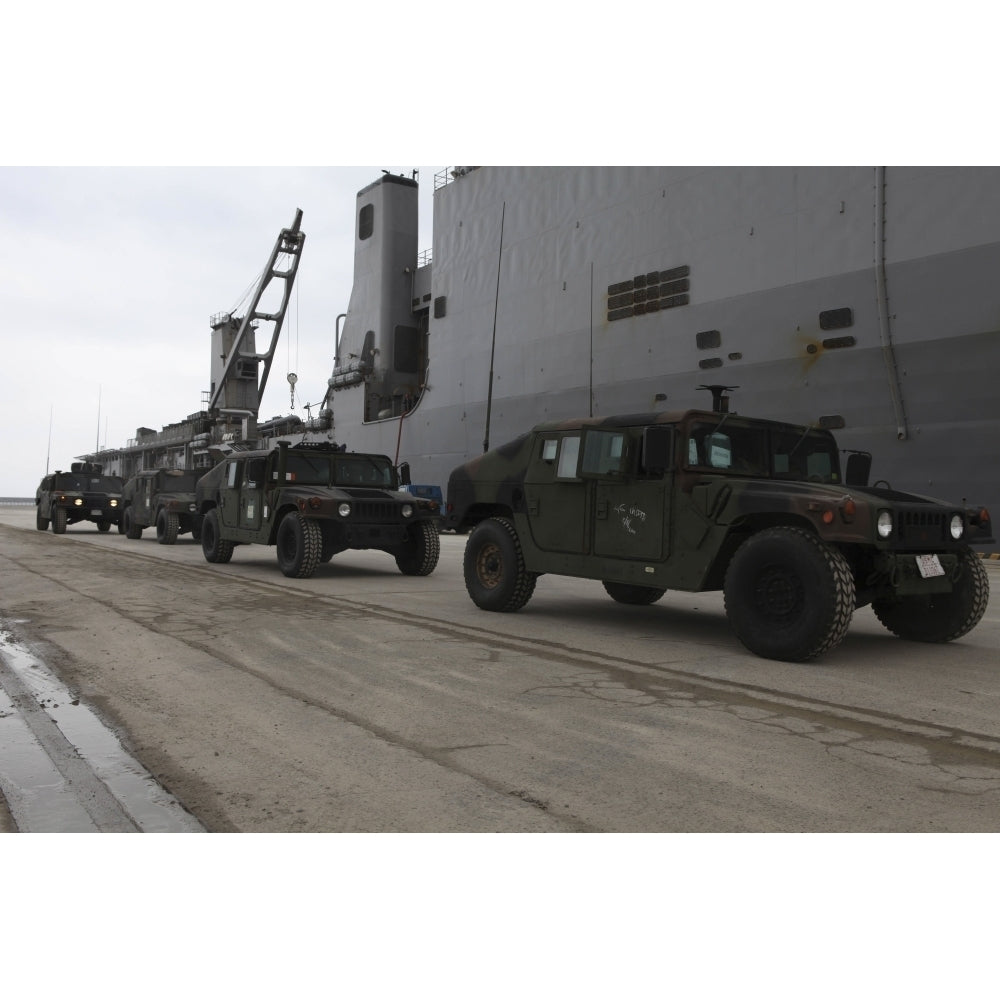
[121, 469, 202, 544]
[35, 463, 123, 534]
[445, 391, 993, 662]
[195, 440, 441, 579]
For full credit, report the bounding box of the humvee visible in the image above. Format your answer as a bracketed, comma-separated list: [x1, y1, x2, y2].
[195, 440, 441, 579]
[121, 468, 203, 544]
[35, 463, 123, 534]
[445, 390, 992, 662]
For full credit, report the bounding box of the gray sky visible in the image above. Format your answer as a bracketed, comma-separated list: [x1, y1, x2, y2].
[0, 166, 440, 495]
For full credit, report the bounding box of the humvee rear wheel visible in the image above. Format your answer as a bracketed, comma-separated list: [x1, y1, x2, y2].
[97, 520, 112, 533]
[52, 507, 67, 534]
[276, 512, 322, 578]
[602, 581, 666, 605]
[123, 506, 143, 539]
[36, 509, 49, 531]
[201, 508, 234, 564]
[464, 516, 537, 612]
[723, 526, 855, 662]
[872, 549, 989, 643]
[156, 509, 179, 545]
[395, 521, 441, 576]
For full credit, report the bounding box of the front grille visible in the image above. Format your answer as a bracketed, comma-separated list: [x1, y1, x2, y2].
[353, 501, 396, 522]
[896, 507, 947, 546]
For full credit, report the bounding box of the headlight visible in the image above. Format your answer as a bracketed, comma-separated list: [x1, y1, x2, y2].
[109, 499, 119, 507]
[188, 503, 197, 513]
[338, 502, 351, 517]
[401, 504, 414, 518]
[950, 514, 964, 540]
[877, 510, 893, 538]
[74, 498, 84, 507]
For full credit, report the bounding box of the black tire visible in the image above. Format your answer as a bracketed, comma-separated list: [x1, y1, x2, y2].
[52, 507, 67, 534]
[201, 508, 234, 564]
[602, 581, 666, 605]
[395, 521, 441, 576]
[276, 512, 322, 578]
[36, 509, 49, 531]
[873, 549, 990, 643]
[97, 520, 112, 533]
[156, 509, 179, 545]
[723, 526, 855, 662]
[463, 516, 537, 612]
[123, 506, 143, 540]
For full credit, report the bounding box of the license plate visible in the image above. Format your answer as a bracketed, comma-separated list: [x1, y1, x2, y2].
[916, 553, 945, 578]
[91, 509, 103, 516]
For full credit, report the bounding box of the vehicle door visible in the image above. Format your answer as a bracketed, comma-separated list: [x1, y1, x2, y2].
[219, 460, 243, 527]
[137, 476, 152, 524]
[238, 458, 266, 531]
[523, 432, 588, 553]
[591, 425, 672, 561]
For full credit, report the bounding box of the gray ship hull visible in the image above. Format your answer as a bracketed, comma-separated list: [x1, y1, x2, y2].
[328, 167, 1000, 521]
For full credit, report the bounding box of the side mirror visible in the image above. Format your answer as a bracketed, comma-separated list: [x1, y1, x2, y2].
[845, 451, 871, 487]
[642, 425, 673, 476]
[398, 461, 411, 487]
[246, 458, 266, 487]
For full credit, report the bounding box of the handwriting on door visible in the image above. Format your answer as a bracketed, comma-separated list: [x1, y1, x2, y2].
[613, 503, 647, 535]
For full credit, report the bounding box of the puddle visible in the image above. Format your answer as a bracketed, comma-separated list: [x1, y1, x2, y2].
[0, 623, 204, 833]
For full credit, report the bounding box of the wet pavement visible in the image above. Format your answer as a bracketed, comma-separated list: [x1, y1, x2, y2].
[0, 623, 204, 832]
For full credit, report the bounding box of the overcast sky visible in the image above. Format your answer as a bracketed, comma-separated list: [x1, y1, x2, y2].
[0, 166, 441, 495]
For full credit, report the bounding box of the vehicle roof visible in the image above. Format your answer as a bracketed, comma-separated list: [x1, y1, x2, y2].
[529, 410, 832, 434]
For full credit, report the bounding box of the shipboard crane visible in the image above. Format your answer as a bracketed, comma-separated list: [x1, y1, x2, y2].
[208, 209, 306, 439]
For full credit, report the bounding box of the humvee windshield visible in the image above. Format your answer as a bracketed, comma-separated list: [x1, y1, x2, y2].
[53, 473, 124, 492]
[278, 452, 395, 488]
[157, 471, 199, 491]
[687, 421, 840, 484]
[333, 455, 395, 487]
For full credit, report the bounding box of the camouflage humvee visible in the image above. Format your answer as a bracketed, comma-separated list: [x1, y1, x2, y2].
[195, 440, 441, 579]
[121, 468, 203, 544]
[35, 463, 123, 534]
[445, 391, 992, 662]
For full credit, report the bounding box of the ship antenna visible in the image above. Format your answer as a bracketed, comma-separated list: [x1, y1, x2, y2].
[699, 384, 739, 413]
[483, 201, 506, 452]
[46, 404, 53, 475]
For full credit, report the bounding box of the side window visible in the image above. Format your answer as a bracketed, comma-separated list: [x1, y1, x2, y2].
[557, 436, 581, 479]
[581, 430, 626, 476]
[706, 432, 732, 469]
[359, 203, 374, 240]
[226, 461, 239, 489]
[541, 439, 558, 462]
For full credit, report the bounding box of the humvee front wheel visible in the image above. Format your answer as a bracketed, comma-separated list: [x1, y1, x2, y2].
[156, 509, 179, 545]
[276, 512, 322, 578]
[603, 581, 666, 605]
[723, 526, 855, 662]
[97, 520, 112, 533]
[395, 521, 441, 576]
[872, 549, 989, 643]
[201, 508, 234, 564]
[36, 509, 49, 531]
[463, 516, 537, 612]
[123, 507, 143, 540]
[52, 507, 67, 534]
